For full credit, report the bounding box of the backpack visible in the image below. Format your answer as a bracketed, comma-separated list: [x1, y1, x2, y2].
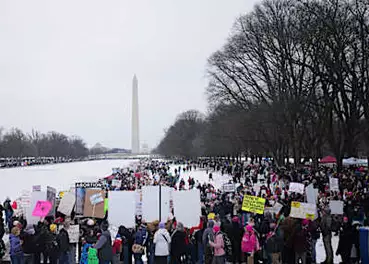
[221, 232, 232, 258]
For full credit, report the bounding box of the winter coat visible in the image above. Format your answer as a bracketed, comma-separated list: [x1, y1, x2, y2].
[80, 243, 92, 264]
[230, 222, 243, 256]
[57, 228, 70, 253]
[320, 214, 332, 237]
[241, 231, 258, 253]
[336, 223, 353, 256]
[20, 230, 37, 254]
[202, 222, 215, 246]
[153, 228, 171, 256]
[44, 231, 59, 257]
[292, 226, 309, 253]
[170, 230, 187, 258]
[95, 230, 113, 261]
[209, 232, 225, 257]
[9, 234, 23, 257]
[265, 230, 284, 253]
[134, 227, 148, 246]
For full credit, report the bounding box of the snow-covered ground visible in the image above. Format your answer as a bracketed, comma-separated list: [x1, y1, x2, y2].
[0, 159, 136, 202]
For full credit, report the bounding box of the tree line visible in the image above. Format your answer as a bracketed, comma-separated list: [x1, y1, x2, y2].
[155, 0, 369, 170]
[0, 128, 88, 158]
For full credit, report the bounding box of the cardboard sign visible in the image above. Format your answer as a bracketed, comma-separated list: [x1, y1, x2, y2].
[47, 186, 56, 217]
[89, 193, 104, 205]
[57, 192, 76, 216]
[32, 185, 41, 192]
[83, 189, 106, 218]
[329, 200, 344, 215]
[68, 225, 80, 243]
[289, 182, 305, 194]
[222, 184, 235, 193]
[290, 201, 316, 220]
[32, 200, 52, 217]
[329, 178, 339, 192]
[241, 195, 266, 214]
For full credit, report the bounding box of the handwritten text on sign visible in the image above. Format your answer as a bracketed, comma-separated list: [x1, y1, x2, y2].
[242, 195, 266, 214]
[32, 200, 52, 217]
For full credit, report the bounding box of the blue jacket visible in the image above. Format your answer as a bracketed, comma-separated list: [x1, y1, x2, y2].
[134, 228, 148, 246]
[9, 234, 23, 256]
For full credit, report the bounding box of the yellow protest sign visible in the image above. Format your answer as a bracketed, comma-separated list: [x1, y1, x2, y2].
[242, 195, 266, 214]
[291, 201, 301, 208]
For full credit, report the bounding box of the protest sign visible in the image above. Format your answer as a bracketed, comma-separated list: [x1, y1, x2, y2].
[108, 191, 136, 228]
[58, 192, 75, 216]
[112, 180, 122, 188]
[173, 189, 201, 227]
[75, 188, 86, 215]
[83, 189, 106, 218]
[306, 184, 319, 204]
[289, 182, 305, 194]
[47, 186, 56, 217]
[329, 200, 344, 215]
[32, 185, 41, 192]
[75, 182, 103, 189]
[104, 198, 109, 214]
[222, 184, 235, 193]
[32, 200, 52, 217]
[68, 225, 80, 243]
[264, 202, 283, 215]
[242, 195, 266, 214]
[290, 201, 316, 220]
[329, 178, 339, 192]
[89, 193, 104, 205]
[136, 190, 142, 215]
[20, 190, 31, 209]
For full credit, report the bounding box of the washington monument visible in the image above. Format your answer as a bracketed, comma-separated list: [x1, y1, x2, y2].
[131, 75, 140, 154]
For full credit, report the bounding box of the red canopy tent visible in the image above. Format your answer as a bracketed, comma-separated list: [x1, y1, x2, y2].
[319, 156, 337, 164]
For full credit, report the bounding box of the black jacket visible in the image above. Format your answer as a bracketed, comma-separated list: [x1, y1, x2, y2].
[170, 230, 187, 258]
[57, 228, 70, 253]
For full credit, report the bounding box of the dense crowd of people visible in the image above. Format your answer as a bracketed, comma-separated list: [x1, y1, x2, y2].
[0, 158, 368, 264]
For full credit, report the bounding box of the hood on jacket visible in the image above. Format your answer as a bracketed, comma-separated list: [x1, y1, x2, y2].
[207, 220, 214, 228]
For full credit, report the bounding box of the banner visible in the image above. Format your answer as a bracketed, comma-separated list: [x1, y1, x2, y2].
[58, 192, 76, 216]
[329, 200, 344, 215]
[290, 201, 316, 220]
[241, 195, 266, 214]
[32, 200, 52, 217]
[142, 186, 171, 222]
[83, 189, 106, 219]
[46, 186, 56, 217]
[222, 184, 235, 193]
[329, 178, 339, 192]
[289, 182, 305, 194]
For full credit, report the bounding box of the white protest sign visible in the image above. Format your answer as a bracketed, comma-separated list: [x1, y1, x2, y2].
[329, 178, 339, 192]
[112, 180, 122, 188]
[67, 225, 80, 243]
[329, 200, 344, 215]
[90, 193, 104, 205]
[108, 191, 136, 228]
[142, 186, 171, 222]
[21, 190, 31, 208]
[306, 184, 319, 205]
[289, 182, 305, 194]
[173, 189, 201, 227]
[264, 202, 283, 215]
[32, 185, 41, 192]
[290, 201, 317, 220]
[222, 184, 235, 193]
[57, 192, 76, 216]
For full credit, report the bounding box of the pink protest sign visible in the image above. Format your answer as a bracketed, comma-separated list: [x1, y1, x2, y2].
[32, 200, 52, 217]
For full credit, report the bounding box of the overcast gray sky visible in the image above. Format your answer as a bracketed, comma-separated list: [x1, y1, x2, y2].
[0, 0, 260, 149]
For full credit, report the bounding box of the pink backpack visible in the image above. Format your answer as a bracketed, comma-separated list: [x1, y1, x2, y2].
[241, 232, 257, 253]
